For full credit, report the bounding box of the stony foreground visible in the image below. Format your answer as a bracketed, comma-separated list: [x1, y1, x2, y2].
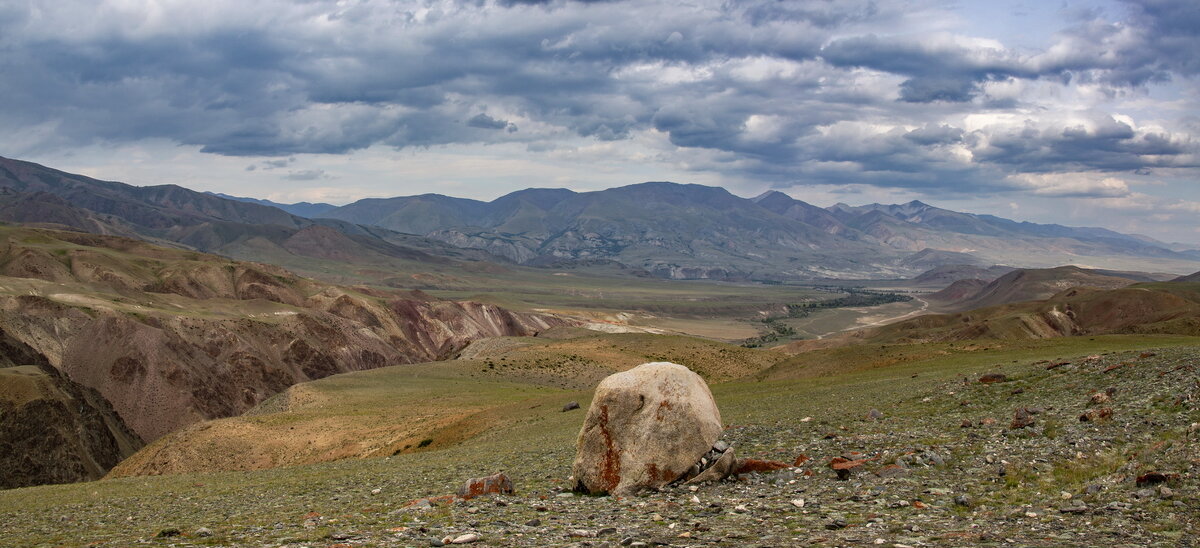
[1, 344, 1197, 547]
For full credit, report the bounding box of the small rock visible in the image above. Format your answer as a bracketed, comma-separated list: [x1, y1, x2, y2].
[598, 527, 618, 536]
[825, 519, 848, 530]
[430, 539, 445, 547]
[194, 527, 212, 537]
[568, 530, 596, 538]
[979, 373, 1007, 384]
[960, 419, 973, 428]
[953, 495, 971, 507]
[525, 519, 541, 527]
[1158, 486, 1174, 498]
[1010, 407, 1035, 429]
[1089, 391, 1110, 404]
[1134, 488, 1154, 499]
[156, 529, 181, 538]
[1060, 504, 1089, 514]
[867, 408, 884, 420]
[451, 533, 480, 544]
[1135, 472, 1174, 487]
[458, 472, 514, 500]
[562, 401, 580, 412]
[371, 488, 382, 495]
[790, 498, 806, 508]
[733, 458, 791, 475]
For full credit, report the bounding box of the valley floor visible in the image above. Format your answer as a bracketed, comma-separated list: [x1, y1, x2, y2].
[1, 336, 1197, 547]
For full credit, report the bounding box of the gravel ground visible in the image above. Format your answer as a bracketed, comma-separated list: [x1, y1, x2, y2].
[1, 345, 1196, 547]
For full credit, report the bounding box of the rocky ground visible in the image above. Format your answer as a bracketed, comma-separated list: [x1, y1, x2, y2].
[0, 344, 1196, 547]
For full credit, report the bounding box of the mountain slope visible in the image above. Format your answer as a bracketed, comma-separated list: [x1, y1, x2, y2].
[0, 156, 515, 279]
[942, 266, 1140, 311]
[209, 193, 337, 219]
[0, 226, 570, 457]
[0, 364, 143, 489]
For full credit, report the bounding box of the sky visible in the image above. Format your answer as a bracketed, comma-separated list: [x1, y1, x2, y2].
[1, 0, 1197, 243]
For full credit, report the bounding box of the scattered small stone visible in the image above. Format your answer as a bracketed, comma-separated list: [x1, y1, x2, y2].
[791, 498, 805, 508]
[1089, 391, 1110, 404]
[568, 529, 596, 538]
[562, 401, 580, 412]
[194, 527, 212, 537]
[960, 419, 973, 428]
[450, 532, 480, 544]
[1158, 486, 1174, 498]
[867, 408, 884, 420]
[1060, 504, 1089, 514]
[598, 527, 617, 536]
[825, 519, 848, 530]
[525, 519, 541, 527]
[953, 495, 971, 507]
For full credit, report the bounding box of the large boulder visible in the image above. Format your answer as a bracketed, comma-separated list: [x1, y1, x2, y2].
[572, 362, 723, 495]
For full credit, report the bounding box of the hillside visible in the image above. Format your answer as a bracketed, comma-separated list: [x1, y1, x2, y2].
[931, 266, 1140, 311]
[110, 331, 778, 477]
[0, 364, 143, 489]
[2, 335, 1196, 546]
[0, 156, 518, 283]
[845, 282, 1200, 345]
[0, 225, 569, 486]
[911, 263, 1014, 287]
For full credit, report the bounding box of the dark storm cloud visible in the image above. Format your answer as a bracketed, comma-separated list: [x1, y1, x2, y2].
[0, 0, 1197, 197]
[820, 34, 1031, 103]
[467, 113, 510, 130]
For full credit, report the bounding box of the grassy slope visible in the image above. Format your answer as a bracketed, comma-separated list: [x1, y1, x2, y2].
[1, 334, 1196, 545]
[108, 331, 780, 476]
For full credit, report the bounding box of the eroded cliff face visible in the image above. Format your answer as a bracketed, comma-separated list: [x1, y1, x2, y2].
[0, 346, 143, 489]
[0, 227, 570, 451]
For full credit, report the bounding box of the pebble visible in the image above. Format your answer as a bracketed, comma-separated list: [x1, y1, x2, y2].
[450, 533, 480, 544]
[194, 527, 212, 537]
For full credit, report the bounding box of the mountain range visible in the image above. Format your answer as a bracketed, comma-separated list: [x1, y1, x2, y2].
[308, 185, 1200, 279]
[2, 155, 1198, 281]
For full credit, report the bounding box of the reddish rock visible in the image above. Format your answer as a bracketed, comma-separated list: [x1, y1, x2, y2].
[458, 472, 514, 500]
[960, 419, 974, 428]
[1010, 407, 1035, 429]
[1136, 472, 1178, 487]
[1089, 391, 1110, 404]
[978, 373, 1007, 384]
[793, 454, 811, 467]
[829, 456, 874, 480]
[734, 458, 791, 475]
